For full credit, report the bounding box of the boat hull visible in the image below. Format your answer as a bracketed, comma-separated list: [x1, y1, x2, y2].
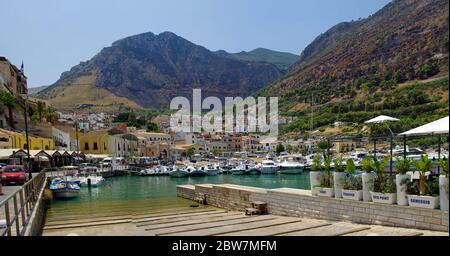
[231, 169, 246, 175]
[169, 170, 189, 178]
[245, 168, 261, 175]
[190, 170, 207, 177]
[279, 167, 304, 174]
[51, 189, 79, 199]
[206, 169, 219, 176]
[260, 167, 278, 174]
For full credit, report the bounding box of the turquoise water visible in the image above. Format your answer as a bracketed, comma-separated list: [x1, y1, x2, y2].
[53, 173, 311, 204]
[47, 173, 311, 221]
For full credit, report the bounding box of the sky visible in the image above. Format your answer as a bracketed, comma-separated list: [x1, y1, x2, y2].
[0, 0, 390, 87]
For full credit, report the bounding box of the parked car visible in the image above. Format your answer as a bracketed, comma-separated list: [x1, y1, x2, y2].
[1, 165, 29, 185]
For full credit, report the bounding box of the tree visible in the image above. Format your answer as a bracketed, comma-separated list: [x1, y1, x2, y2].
[186, 147, 195, 160]
[285, 144, 293, 153]
[212, 148, 222, 157]
[146, 122, 160, 132]
[36, 101, 45, 122]
[0, 91, 16, 128]
[45, 106, 58, 124]
[275, 144, 285, 155]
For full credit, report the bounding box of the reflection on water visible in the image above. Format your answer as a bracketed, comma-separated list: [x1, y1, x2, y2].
[48, 173, 311, 219]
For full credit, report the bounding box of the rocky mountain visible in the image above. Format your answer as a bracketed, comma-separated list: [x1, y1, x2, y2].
[28, 85, 48, 96]
[255, 0, 449, 136]
[214, 48, 299, 71]
[37, 32, 285, 111]
[260, 0, 449, 110]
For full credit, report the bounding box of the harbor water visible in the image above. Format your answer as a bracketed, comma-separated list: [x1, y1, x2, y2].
[46, 173, 311, 222]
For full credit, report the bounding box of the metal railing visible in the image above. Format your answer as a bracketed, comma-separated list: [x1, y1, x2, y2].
[0, 171, 46, 236]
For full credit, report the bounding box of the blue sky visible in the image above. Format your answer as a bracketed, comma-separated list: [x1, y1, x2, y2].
[0, 0, 390, 87]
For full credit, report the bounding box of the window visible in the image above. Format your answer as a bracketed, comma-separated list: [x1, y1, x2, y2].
[84, 142, 89, 150]
[93, 142, 98, 150]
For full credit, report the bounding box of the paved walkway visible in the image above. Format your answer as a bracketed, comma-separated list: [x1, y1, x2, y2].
[42, 208, 448, 236]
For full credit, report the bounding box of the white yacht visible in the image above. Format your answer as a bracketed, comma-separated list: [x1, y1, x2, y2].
[260, 160, 278, 174]
[79, 173, 104, 187]
[278, 159, 305, 174]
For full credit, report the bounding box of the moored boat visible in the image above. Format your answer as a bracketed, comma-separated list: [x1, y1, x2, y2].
[245, 164, 261, 175]
[278, 160, 305, 174]
[188, 165, 207, 176]
[260, 160, 278, 174]
[169, 166, 190, 178]
[49, 178, 80, 199]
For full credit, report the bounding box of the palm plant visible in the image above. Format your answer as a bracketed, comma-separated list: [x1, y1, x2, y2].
[333, 155, 345, 172]
[343, 159, 362, 190]
[0, 91, 16, 128]
[360, 156, 375, 173]
[37, 101, 45, 122]
[310, 154, 322, 172]
[414, 155, 433, 195]
[394, 157, 412, 175]
[320, 155, 333, 188]
[439, 158, 449, 178]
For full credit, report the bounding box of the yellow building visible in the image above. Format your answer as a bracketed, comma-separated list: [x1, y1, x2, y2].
[0, 128, 54, 150]
[77, 130, 109, 155]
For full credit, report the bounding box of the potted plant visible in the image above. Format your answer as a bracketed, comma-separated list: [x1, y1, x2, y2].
[439, 158, 449, 211]
[371, 156, 397, 204]
[342, 159, 363, 201]
[405, 155, 440, 209]
[333, 155, 346, 198]
[309, 154, 322, 196]
[394, 157, 412, 206]
[317, 155, 334, 197]
[360, 156, 375, 202]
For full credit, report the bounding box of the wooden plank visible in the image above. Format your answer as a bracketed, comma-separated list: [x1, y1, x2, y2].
[222, 220, 331, 236]
[343, 226, 424, 236]
[135, 212, 241, 226]
[43, 218, 132, 230]
[149, 216, 279, 236]
[143, 214, 249, 230]
[281, 222, 371, 236]
[160, 217, 302, 236]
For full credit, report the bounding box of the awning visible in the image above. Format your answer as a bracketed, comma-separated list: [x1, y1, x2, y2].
[400, 116, 449, 136]
[365, 115, 400, 123]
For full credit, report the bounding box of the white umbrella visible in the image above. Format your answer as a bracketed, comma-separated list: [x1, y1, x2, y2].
[400, 116, 449, 136]
[365, 115, 400, 124]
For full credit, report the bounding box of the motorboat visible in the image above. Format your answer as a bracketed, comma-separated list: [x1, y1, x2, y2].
[49, 178, 80, 199]
[230, 164, 246, 175]
[244, 164, 261, 175]
[278, 160, 305, 174]
[260, 160, 278, 174]
[199, 164, 221, 176]
[169, 166, 190, 178]
[188, 165, 207, 177]
[79, 173, 104, 187]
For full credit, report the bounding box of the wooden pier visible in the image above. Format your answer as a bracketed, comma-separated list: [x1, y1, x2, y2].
[42, 206, 447, 236]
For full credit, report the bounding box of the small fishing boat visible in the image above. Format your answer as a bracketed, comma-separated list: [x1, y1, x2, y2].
[49, 178, 80, 199]
[79, 173, 104, 187]
[189, 165, 207, 176]
[202, 163, 223, 176]
[245, 164, 261, 175]
[260, 160, 278, 174]
[169, 166, 190, 178]
[230, 164, 246, 175]
[278, 160, 305, 174]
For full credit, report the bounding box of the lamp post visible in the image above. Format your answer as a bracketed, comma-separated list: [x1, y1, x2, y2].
[23, 96, 32, 180]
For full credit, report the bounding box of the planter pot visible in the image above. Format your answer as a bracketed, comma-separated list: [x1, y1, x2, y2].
[439, 176, 449, 211]
[342, 189, 363, 201]
[309, 172, 321, 196]
[317, 187, 334, 197]
[407, 195, 440, 209]
[396, 174, 411, 206]
[371, 192, 397, 204]
[362, 173, 375, 202]
[333, 172, 346, 198]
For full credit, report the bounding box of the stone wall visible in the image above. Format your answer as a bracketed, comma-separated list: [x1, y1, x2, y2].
[177, 184, 449, 232]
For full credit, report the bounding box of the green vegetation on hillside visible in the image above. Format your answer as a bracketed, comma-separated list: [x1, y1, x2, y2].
[280, 77, 449, 135]
[231, 48, 299, 70]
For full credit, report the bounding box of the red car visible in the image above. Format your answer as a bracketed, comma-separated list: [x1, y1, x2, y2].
[1, 165, 28, 185]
